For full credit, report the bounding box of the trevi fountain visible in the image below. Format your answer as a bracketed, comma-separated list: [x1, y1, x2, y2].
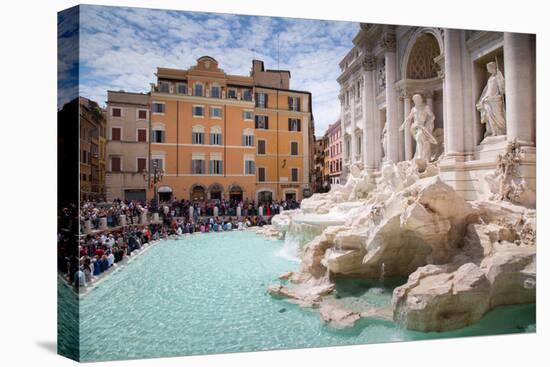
[261, 36, 536, 331]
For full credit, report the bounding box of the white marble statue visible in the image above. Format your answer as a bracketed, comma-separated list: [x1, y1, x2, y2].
[400, 94, 437, 162]
[476, 61, 506, 137]
[381, 121, 388, 160]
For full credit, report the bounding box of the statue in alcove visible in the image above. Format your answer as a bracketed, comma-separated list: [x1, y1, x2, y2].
[381, 121, 388, 160]
[400, 94, 437, 162]
[476, 61, 506, 137]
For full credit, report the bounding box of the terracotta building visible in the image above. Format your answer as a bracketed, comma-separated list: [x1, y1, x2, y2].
[312, 136, 326, 193]
[148, 56, 314, 203]
[105, 91, 150, 201]
[79, 96, 106, 201]
[326, 119, 343, 185]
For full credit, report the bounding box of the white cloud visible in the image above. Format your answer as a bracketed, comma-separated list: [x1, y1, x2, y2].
[75, 5, 358, 135]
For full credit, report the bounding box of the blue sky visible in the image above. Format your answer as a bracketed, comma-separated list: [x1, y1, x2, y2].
[61, 5, 358, 134]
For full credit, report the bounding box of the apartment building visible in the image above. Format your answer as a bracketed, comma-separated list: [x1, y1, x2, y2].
[105, 91, 150, 201]
[148, 56, 314, 203]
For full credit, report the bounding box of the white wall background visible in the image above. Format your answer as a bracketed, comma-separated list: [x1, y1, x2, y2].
[0, 0, 548, 366]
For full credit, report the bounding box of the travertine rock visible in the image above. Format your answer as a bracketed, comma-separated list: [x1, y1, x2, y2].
[265, 160, 536, 332]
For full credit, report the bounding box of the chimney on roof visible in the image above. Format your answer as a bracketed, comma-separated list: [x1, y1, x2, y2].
[251, 60, 264, 74]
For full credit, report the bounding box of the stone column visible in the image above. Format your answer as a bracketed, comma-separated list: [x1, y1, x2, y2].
[338, 93, 349, 180]
[443, 29, 466, 157]
[152, 212, 159, 223]
[237, 206, 242, 218]
[213, 206, 219, 217]
[119, 214, 126, 227]
[504, 32, 535, 145]
[362, 53, 378, 171]
[188, 206, 194, 219]
[402, 93, 413, 160]
[382, 32, 400, 162]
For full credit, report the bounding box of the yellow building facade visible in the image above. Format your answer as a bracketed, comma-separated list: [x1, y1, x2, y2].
[148, 56, 313, 203]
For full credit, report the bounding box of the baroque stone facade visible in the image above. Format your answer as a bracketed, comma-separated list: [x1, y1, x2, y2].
[337, 24, 536, 205]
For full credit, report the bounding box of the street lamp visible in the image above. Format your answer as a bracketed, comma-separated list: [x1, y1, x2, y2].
[143, 160, 164, 206]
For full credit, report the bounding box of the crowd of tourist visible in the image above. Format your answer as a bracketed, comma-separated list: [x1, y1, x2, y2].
[80, 197, 300, 231]
[60, 197, 301, 289]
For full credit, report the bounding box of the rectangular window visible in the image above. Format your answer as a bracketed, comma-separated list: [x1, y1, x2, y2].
[255, 115, 269, 129]
[152, 130, 165, 143]
[137, 158, 147, 172]
[111, 127, 121, 141]
[194, 84, 203, 97]
[291, 142, 298, 156]
[257, 140, 266, 155]
[192, 132, 205, 144]
[191, 159, 205, 174]
[356, 135, 362, 155]
[111, 156, 121, 172]
[245, 160, 255, 175]
[243, 134, 254, 147]
[227, 88, 237, 99]
[210, 107, 222, 119]
[193, 106, 204, 117]
[138, 109, 147, 120]
[291, 168, 298, 182]
[151, 158, 163, 171]
[159, 82, 170, 93]
[288, 96, 301, 111]
[210, 133, 222, 145]
[137, 129, 147, 142]
[211, 86, 221, 98]
[91, 143, 98, 157]
[177, 83, 188, 95]
[152, 103, 165, 114]
[111, 107, 122, 117]
[258, 167, 266, 182]
[209, 160, 223, 174]
[255, 92, 267, 108]
[288, 118, 301, 132]
[242, 89, 252, 101]
[243, 110, 253, 121]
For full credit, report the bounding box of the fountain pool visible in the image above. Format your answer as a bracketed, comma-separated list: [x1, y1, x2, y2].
[59, 231, 535, 362]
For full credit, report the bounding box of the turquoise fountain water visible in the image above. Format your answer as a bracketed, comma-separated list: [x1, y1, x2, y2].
[60, 231, 535, 362]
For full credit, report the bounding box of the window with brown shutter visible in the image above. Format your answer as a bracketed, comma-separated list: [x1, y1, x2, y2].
[137, 158, 147, 172]
[112, 108, 122, 117]
[138, 110, 147, 119]
[111, 127, 121, 141]
[291, 168, 298, 182]
[291, 142, 298, 156]
[258, 167, 266, 182]
[137, 129, 147, 142]
[257, 140, 266, 155]
[111, 156, 121, 172]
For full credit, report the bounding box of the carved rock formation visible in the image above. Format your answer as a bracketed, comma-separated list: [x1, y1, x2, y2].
[263, 159, 536, 332]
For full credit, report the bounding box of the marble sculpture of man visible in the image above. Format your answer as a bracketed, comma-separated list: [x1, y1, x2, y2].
[400, 94, 437, 162]
[381, 121, 388, 160]
[476, 61, 506, 137]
